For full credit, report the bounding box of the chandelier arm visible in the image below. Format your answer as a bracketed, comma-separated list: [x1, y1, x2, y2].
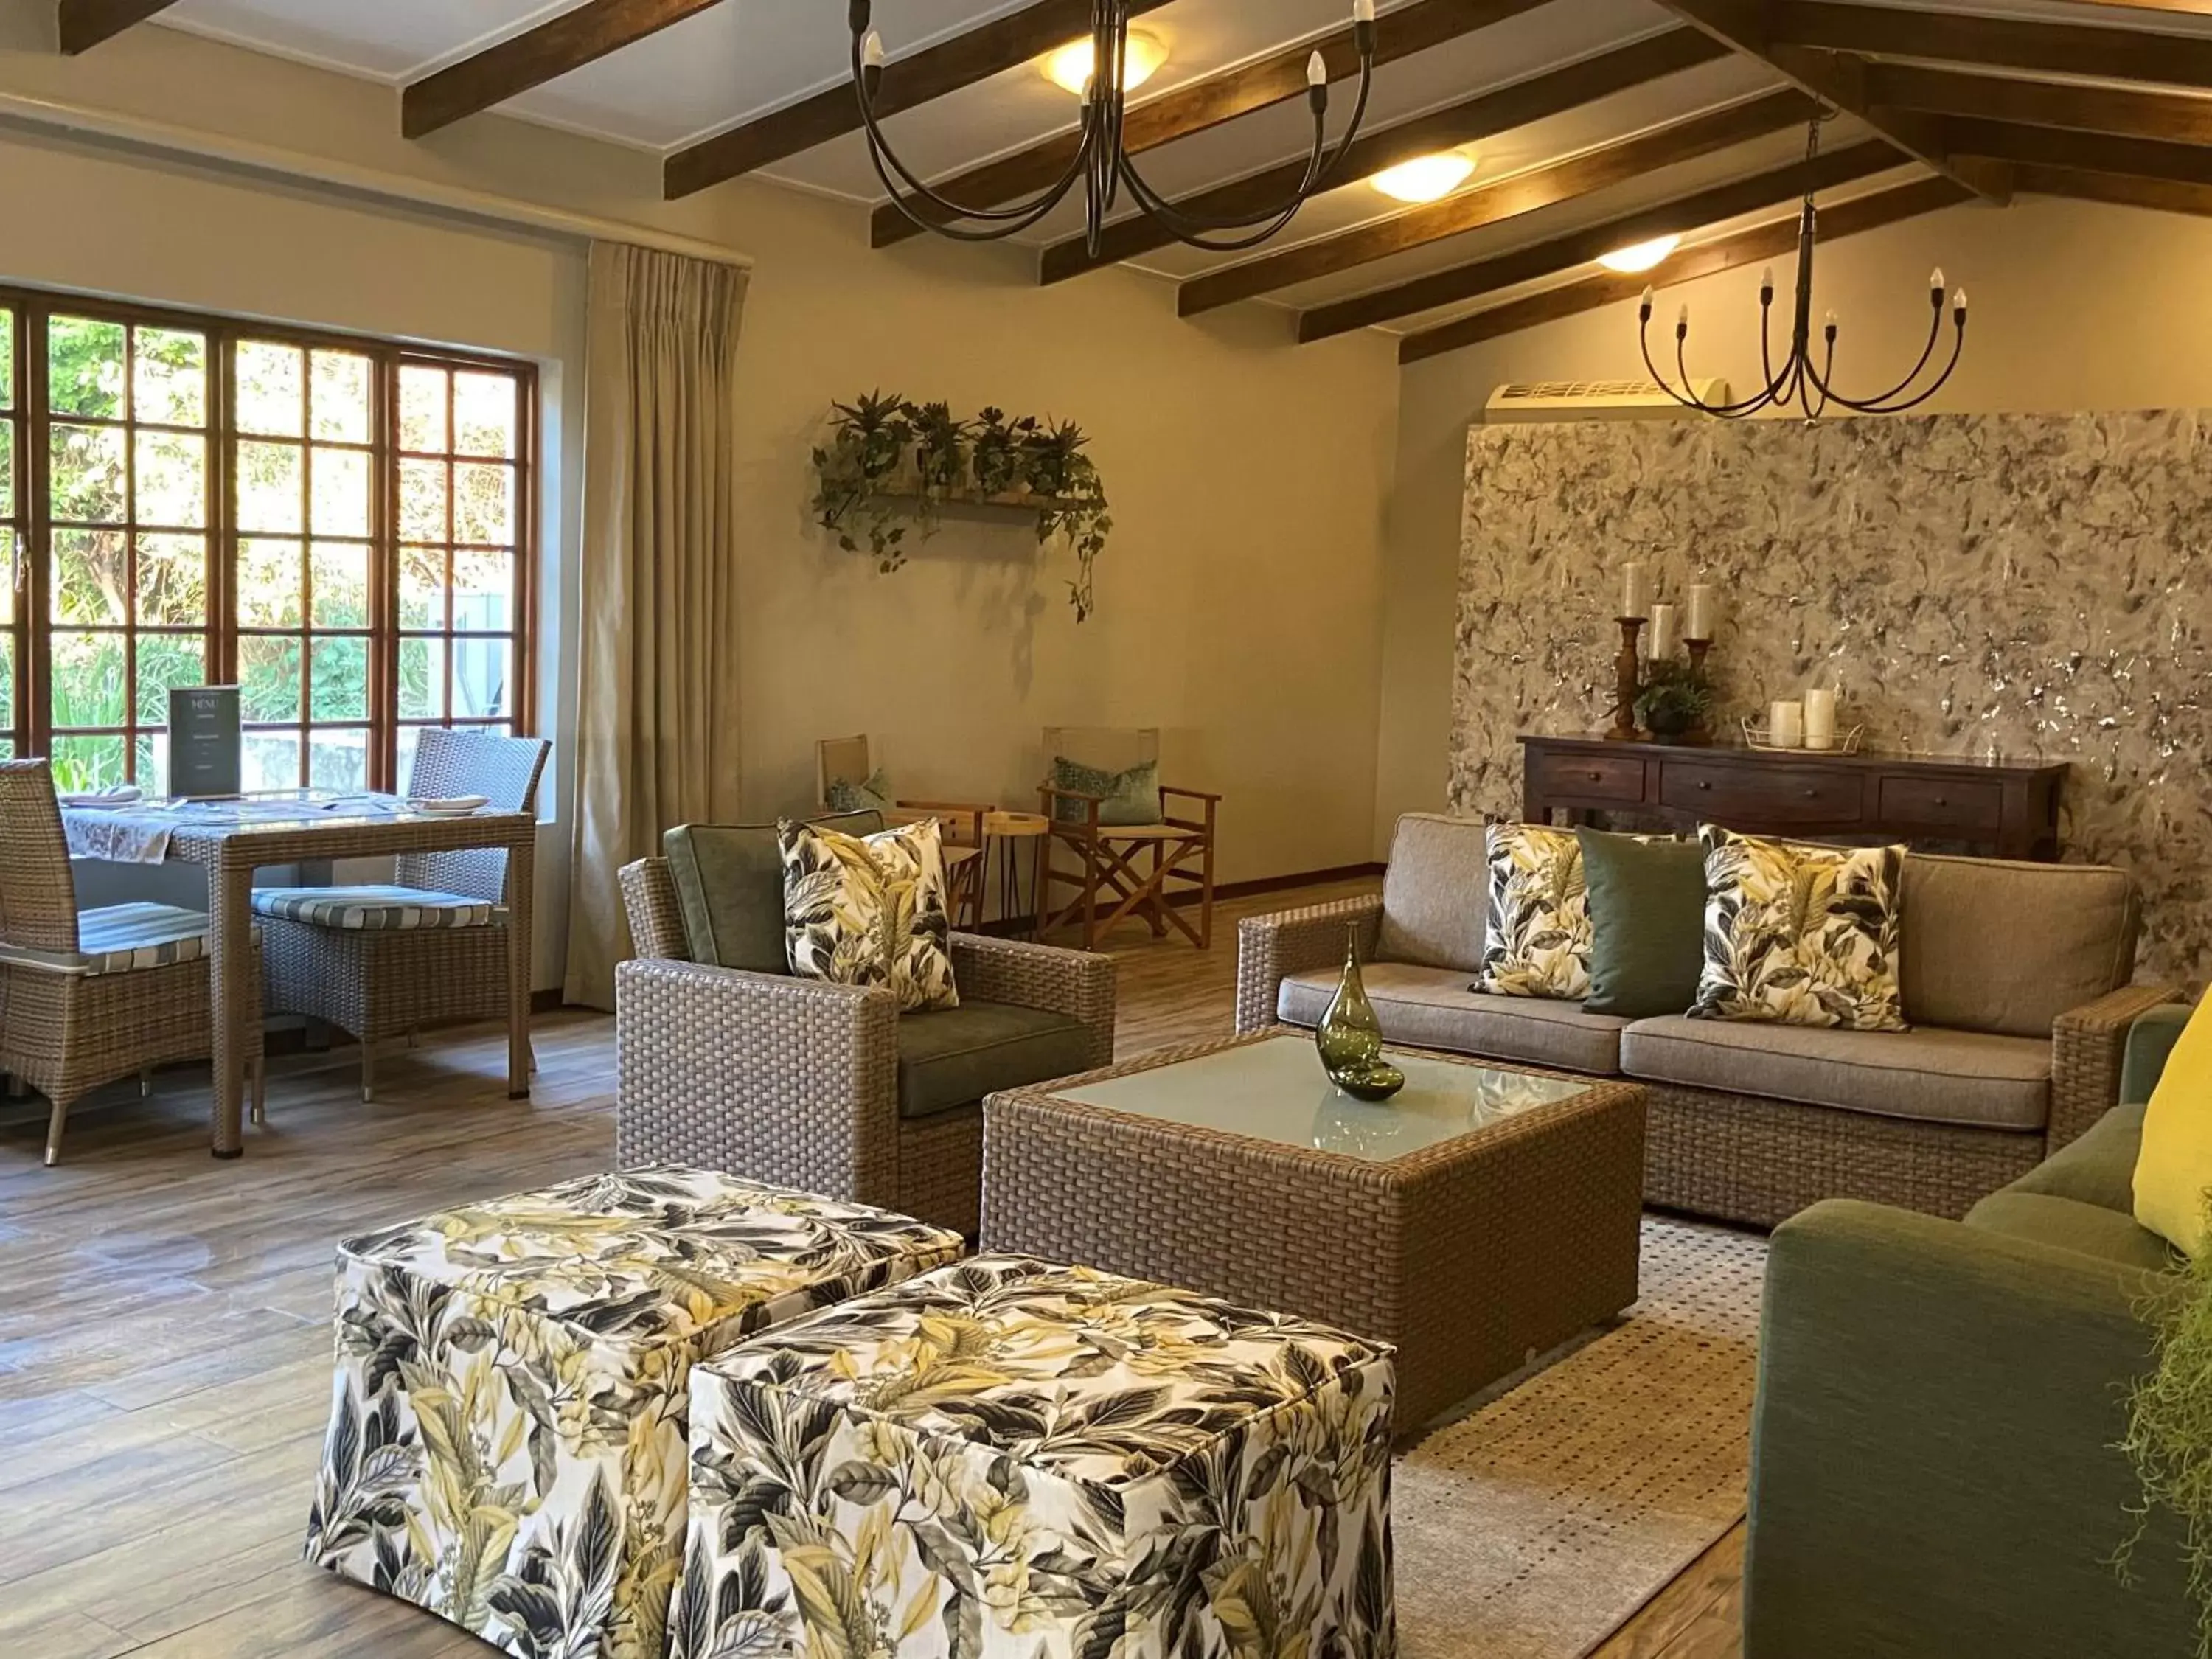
[1804, 291, 1944, 410]
[1638, 319, 1713, 411]
[1638, 309, 1784, 417]
[863, 137, 1087, 240]
[1826, 321, 1966, 416]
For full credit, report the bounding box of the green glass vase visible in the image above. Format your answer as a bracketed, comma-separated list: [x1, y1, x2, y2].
[1315, 924, 1405, 1102]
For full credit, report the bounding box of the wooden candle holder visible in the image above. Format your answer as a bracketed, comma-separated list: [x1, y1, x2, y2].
[1607, 617, 1646, 742]
[1683, 637, 1714, 745]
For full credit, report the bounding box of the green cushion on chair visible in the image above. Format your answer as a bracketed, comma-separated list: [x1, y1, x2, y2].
[664, 810, 883, 972]
[2006, 1102, 2144, 1215]
[1963, 1189, 2179, 1274]
[894, 1001, 1094, 1121]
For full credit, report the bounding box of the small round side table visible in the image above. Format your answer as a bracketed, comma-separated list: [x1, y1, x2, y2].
[983, 810, 1051, 940]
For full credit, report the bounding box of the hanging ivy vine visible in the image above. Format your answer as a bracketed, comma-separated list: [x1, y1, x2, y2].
[810, 395, 1113, 620]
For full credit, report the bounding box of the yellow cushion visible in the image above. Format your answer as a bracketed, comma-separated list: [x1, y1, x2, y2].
[2133, 998, 2212, 1255]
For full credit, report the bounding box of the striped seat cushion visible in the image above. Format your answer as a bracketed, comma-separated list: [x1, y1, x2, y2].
[0, 902, 217, 977]
[251, 885, 498, 931]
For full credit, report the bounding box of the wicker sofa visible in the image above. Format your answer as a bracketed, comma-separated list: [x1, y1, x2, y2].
[614, 826, 1116, 1237]
[1238, 813, 2172, 1227]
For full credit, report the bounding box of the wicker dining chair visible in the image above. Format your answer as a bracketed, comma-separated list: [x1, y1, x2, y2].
[253, 728, 549, 1102]
[0, 759, 264, 1165]
[816, 734, 990, 928]
[1037, 726, 1220, 950]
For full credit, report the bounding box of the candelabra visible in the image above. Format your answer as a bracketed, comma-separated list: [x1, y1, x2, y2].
[1607, 618, 1646, 742]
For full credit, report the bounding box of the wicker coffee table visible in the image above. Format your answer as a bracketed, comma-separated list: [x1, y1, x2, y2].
[981, 1028, 1646, 1427]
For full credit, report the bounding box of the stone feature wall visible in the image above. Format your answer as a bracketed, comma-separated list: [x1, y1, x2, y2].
[1452, 412, 2211, 986]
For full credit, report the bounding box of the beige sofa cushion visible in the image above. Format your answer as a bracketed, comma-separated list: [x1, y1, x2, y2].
[1279, 961, 1630, 1075]
[1621, 1015, 2051, 1132]
[1900, 855, 2137, 1037]
[1376, 813, 1488, 973]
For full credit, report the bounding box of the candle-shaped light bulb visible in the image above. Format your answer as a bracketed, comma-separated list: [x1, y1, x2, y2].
[1640, 284, 1655, 316]
[863, 29, 885, 68]
[1677, 302, 1690, 329]
[1824, 307, 1838, 333]
[1954, 287, 1969, 312]
[1307, 49, 1327, 86]
[1930, 266, 1945, 291]
[1354, 0, 1377, 20]
[1760, 265, 1775, 299]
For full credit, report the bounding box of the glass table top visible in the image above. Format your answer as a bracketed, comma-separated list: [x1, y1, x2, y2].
[1054, 1033, 1587, 1163]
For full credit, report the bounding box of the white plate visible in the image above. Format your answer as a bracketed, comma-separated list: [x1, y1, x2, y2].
[407, 795, 488, 817]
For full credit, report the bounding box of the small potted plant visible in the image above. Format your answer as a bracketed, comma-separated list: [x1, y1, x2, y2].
[908, 400, 971, 538]
[970, 407, 1024, 498]
[1635, 658, 1717, 744]
[1020, 417, 1087, 499]
[811, 390, 915, 571]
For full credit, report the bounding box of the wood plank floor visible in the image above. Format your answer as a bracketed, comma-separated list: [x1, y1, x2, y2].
[0, 879, 1743, 1658]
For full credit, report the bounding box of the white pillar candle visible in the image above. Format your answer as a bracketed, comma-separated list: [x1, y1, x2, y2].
[1770, 700, 1805, 748]
[1804, 688, 1838, 751]
[1686, 582, 1717, 641]
[1620, 561, 1652, 620]
[1647, 602, 1679, 659]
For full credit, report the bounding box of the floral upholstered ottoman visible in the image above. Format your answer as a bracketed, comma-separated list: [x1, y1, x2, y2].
[302, 1166, 964, 1659]
[671, 1255, 1397, 1659]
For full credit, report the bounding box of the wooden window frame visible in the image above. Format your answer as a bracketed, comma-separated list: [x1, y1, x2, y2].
[0, 284, 537, 794]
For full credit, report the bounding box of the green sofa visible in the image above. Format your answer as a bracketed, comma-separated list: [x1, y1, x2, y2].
[1745, 1003, 2198, 1658]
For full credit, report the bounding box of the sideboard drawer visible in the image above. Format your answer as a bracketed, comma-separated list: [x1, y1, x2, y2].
[1659, 759, 1866, 827]
[1531, 750, 1647, 804]
[1877, 775, 2005, 835]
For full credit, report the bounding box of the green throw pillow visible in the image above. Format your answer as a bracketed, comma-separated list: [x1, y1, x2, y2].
[664, 809, 885, 971]
[824, 770, 893, 815]
[1051, 757, 1161, 827]
[1577, 828, 1708, 1018]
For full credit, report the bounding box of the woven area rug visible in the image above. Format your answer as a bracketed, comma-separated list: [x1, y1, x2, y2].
[1394, 1217, 1769, 1659]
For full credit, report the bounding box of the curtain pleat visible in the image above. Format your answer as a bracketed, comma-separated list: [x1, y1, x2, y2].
[562, 243, 747, 1009]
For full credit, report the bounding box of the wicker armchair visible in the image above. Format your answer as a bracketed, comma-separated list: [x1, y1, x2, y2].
[254, 728, 549, 1102]
[0, 759, 264, 1165]
[614, 855, 1117, 1235]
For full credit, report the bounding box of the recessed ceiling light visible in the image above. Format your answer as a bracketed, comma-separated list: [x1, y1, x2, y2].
[1598, 234, 1680, 274]
[1368, 151, 1478, 204]
[1042, 32, 1167, 97]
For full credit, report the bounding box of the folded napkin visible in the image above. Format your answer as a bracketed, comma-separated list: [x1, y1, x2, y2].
[58, 784, 145, 809]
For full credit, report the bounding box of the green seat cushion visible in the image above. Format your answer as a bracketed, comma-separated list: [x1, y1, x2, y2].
[2006, 1102, 2144, 1214]
[1577, 829, 1705, 1018]
[664, 810, 883, 971]
[895, 1001, 1093, 1121]
[1051, 757, 1161, 827]
[1963, 1189, 2178, 1274]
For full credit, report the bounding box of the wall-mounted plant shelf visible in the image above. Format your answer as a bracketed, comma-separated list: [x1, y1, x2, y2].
[868, 482, 1084, 512]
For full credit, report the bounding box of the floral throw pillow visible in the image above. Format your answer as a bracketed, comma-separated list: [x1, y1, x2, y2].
[1691, 826, 1907, 1031]
[779, 817, 959, 1012]
[1477, 822, 1591, 1000]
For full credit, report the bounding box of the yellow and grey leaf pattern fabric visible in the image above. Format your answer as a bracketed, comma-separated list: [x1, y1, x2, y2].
[1689, 826, 1909, 1031]
[303, 1167, 964, 1659]
[1478, 822, 1592, 1000]
[671, 1254, 1398, 1659]
[781, 817, 961, 1012]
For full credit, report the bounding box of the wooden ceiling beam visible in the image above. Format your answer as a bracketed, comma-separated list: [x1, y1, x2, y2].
[1769, 1, 2212, 93]
[874, 0, 1553, 248]
[2013, 161, 2212, 215]
[1655, 0, 2010, 201]
[1947, 118, 2212, 187]
[1038, 26, 1733, 285]
[1298, 136, 1896, 342]
[1866, 62, 2212, 146]
[1397, 173, 1971, 362]
[1179, 88, 1816, 317]
[404, 0, 722, 139]
[57, 0, 176, 53]
[667, 0, 1174, 201]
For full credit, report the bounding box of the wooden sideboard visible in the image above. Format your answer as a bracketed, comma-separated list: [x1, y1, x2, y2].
[1519, 734, 2067, 861]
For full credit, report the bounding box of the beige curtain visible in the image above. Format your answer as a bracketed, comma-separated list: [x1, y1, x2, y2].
[563, 243, 748, 1009]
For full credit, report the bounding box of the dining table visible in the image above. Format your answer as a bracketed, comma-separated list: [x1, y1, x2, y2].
[59, 790, 537, 1158]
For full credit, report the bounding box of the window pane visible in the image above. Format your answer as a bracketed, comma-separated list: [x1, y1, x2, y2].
[237, 440, 304, 533]
[0, 636, 12, 731]
[400, 459, 448, 542]
[138, 535, 208, 626]
[311, 351, 372, 443]
[243, 729, 301, 793]
[452, 636, 511, 720]
[134, 329, 207, 428]
[453, 372, 517, 458]
[52, 631, 126, 726]
[451, 549, 513, 633]
[237, 539, 305, 627]
[396, 723, 424, 793]
[49, 734, 126, 793]
[310, 543, 369, 629]
[310, 447, 370, 538]
[136, 431, 207, 529]
[239, 634, 302, 723]
[136, 633, 208, 726]
[52, 531, 127, 625]
[398, 636, 445, 720]
[453, 463, 513, 545]
[0, 420, 13, 518]
[310, 636, 369, 721]
[49, 317, 125, 419]
[0, 528, 12, 622]
[308, 728, 369, 793]
[400, 546, 445, 629]
[136, 731, 165, 789]
[50, 424, 127, 523]
[235, 341, 305, 437]
[399, 365, 448, 451]
[0, 308, 12, 410]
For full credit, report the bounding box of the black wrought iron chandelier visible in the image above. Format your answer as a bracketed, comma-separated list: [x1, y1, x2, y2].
[849, 0, 1379, 256]
[1638, 114, 1968, 420]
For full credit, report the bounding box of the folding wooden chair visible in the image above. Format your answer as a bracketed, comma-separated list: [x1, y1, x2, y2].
[1037, 726, 1220, 951]
[814, 735, 989, 929]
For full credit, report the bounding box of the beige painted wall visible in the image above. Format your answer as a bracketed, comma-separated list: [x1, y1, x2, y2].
[1377, 192, 2212, 854]
[0, 4, 1400, 987]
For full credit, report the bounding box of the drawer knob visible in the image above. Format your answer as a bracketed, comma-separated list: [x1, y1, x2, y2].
[1934, 796, 1949, 807]
[1587, 771, 1604, 782]
[1696, 780, 1711, 792]
[1802, 787, 1818, 799]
